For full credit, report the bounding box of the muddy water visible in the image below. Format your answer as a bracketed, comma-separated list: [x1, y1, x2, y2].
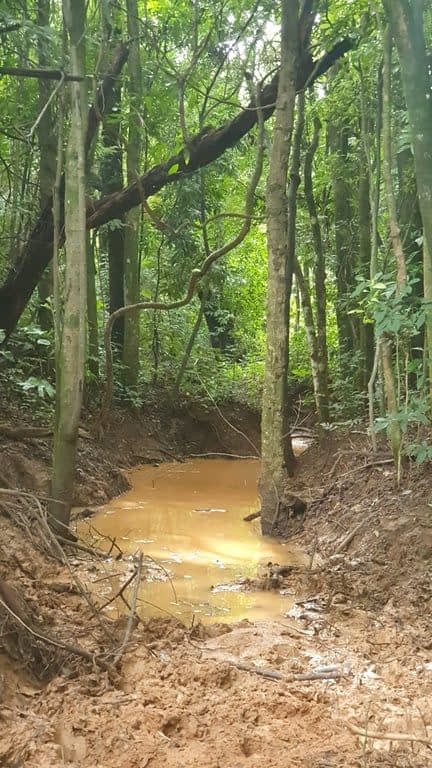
[87, 455, 309, 624]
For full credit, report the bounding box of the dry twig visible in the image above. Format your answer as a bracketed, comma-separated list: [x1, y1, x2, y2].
[347, 721, 432, 748]
[112, 553, 143, 665]
[227, 660, 349, 683]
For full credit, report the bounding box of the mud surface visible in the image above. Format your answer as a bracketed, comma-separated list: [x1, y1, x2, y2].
[0, 418, 431, 767]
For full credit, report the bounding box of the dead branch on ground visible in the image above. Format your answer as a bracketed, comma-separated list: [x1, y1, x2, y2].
[226, 659, 350, 683]
[333, 514, 375, 555]
[347, 721, 432, 748]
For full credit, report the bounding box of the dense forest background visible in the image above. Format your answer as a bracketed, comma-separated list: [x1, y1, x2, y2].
[0, 0, 431, 533]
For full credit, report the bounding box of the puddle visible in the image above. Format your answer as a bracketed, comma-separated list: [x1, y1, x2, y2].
[84, 455, 309, 624]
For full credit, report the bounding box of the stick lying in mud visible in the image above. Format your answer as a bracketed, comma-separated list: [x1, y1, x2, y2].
[243, 511, 261, 522]
[347, 722, 432, 748]
[333, 514, 374, 555]
[229, 661, 349, 683]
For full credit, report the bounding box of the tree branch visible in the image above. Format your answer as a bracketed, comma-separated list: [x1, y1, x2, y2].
[0, 36, 353, 336]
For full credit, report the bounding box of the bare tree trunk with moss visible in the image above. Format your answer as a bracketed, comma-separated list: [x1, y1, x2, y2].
[49, 0, 87, 529]
[381, 23, 405, 466]
[122, 0, 143, 388]
[384, 0, 432, 411]
[260, 0, 298, 537]
[36, 0, 56, 330]
[304, 112, 330, 421]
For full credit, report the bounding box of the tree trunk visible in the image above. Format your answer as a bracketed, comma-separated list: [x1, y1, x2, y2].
[384, 0, 432, 409]
[49, 0, 87, 529]
[328, 117, 356, 354]
[384, 1, 432, 260]
[36, 0, 56, 331]
[424, 240, 432, 408]
[174, 302, 205, 394]
[260, 0, 298, 537]
[358, 147, 374, 388]
[285, 91, 305, 357]
[122, 0, 143, 387]
[304, 112, 330, 421]
[397, 148, 423, 382]
[380, 23, 404, 467]
[101, 81, 125, 352]
[86, 232, 99, 381]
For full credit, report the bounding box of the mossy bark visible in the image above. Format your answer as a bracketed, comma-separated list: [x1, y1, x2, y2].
[260, 0, 298, 537]
[50, 0, 87, 528]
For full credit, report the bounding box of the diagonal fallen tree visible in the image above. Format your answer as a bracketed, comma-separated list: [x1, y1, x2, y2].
[0, 33, 353, 337]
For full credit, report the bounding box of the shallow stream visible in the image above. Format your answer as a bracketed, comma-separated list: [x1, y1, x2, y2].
[86, 449, 309, 624]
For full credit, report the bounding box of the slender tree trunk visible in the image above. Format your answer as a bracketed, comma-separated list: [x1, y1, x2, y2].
[381, 23, 405, 466]
[50, 0, 87, 528]
[285, 91, 305, 356]
[384, 0, 432, 409]
[328, 113, 356, 354]
[260, 0, 298, 537]
[360, 59, 383, 448]
[86, 231, 99, 381]
[382, 27, 406, 288]
[424, 240, 432, 407]
[101, 83, 125, 352]
[304, 112, 330, 420]
[122, 0, 143, 387]
[358, 147, 374, 388]
[295, 258, 323, 416]
[174, 302, 205, 394]
[397, 148, 423, 383]
[36, 0, 56, 330]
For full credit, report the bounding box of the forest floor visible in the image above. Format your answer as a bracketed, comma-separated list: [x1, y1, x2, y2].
[0, 400, 431, 767]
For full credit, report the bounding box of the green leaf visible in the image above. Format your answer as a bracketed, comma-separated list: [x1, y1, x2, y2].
[168, 162, 179, 175]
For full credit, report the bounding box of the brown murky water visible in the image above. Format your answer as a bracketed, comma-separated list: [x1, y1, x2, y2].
[85, 454, 309, 624]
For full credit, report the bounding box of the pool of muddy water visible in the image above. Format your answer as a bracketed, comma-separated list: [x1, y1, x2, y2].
[85, 453, 309, 624]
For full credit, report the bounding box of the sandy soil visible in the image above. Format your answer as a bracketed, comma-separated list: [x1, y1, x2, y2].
[0, 421, 431, 767]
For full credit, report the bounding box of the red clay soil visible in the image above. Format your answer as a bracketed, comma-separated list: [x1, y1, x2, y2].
[0, 423, 431, 767]
[0, 397, 261, 505]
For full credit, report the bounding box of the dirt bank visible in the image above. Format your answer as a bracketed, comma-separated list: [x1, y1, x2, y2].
[0, 412, 431, 767]
[0, 396, 261, 506]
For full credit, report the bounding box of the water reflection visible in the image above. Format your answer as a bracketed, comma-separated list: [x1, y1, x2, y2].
[85, 457, 308, 623]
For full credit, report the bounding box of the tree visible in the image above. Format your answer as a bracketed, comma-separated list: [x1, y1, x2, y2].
[122, 0, 144, 388]
[49, 0, 87, 529]
[383, 0, 432, 409]
[260, 0, 299, 537]
[36, 0, 56, 331]
[303, 111, 330, 421]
